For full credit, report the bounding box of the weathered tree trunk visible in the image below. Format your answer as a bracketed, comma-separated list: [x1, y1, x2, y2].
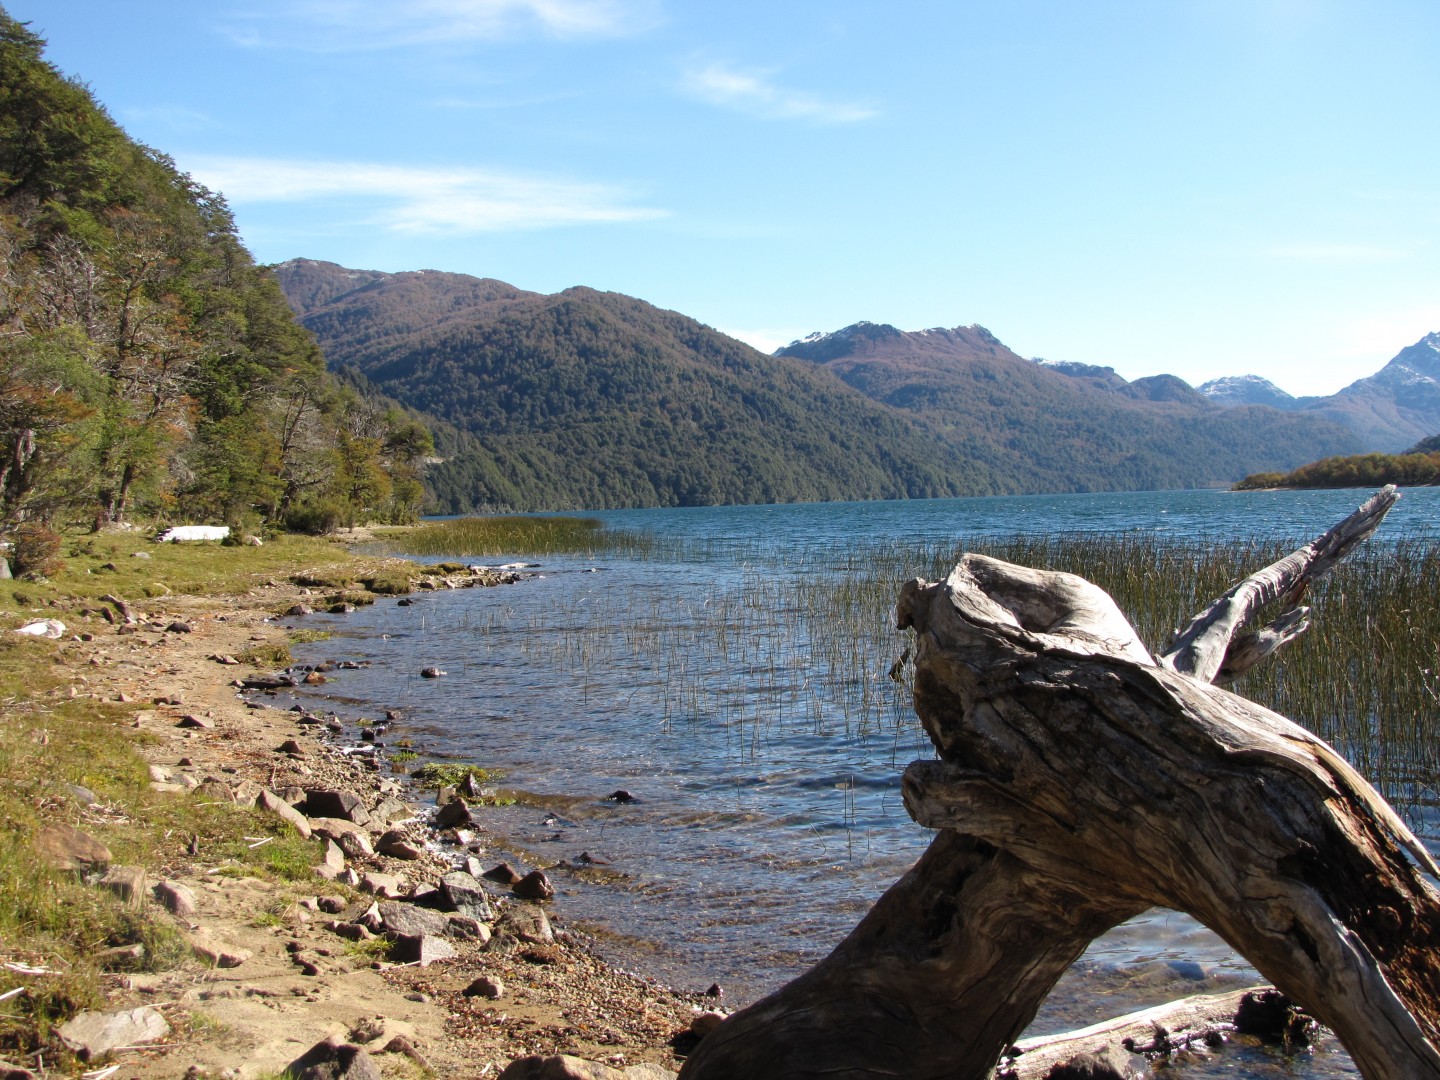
[679, 486, 1440, 1080]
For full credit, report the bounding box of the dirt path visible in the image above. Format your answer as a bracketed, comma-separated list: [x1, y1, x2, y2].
[59, 566, 707, 1078]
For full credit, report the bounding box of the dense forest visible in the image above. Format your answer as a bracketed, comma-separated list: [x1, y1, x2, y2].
[0, 11, 430, 562]
[281, 262, 1367, 514]
[1234, 434, 1440, 490]
[279, 263, 986, 512]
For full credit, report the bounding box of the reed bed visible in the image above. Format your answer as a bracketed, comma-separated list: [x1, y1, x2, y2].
[396, 514, 660, 558]
[404, 524, 1439, 834]
[773, 531, 1440, 830]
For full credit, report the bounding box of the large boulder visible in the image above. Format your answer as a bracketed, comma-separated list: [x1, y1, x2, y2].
[56, 1007, 170, 1061]
[285, 1037, 382, 1080]
[34, 823, 111, 872]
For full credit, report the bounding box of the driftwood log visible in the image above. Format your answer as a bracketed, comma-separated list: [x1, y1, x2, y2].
[679, 486, 1440, 1080]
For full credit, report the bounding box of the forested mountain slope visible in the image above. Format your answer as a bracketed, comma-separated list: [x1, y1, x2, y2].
[0, 14, 431, 539]
[775, 323, 1362, 493]
[279, 261, 978, 511]
[281, 261, 1370, 512]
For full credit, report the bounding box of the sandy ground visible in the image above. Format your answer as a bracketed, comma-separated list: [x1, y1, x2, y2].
[48, 558, 709, 1079]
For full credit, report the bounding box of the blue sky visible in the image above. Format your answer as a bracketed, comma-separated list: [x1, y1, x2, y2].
[14, 0, 1440, 395]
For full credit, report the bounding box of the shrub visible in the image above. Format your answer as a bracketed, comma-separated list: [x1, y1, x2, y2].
[10, 523, 65, 578]
[283, 500, 344, 536]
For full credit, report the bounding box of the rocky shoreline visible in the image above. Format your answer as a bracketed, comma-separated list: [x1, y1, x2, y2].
[12, 549, 720, 1079]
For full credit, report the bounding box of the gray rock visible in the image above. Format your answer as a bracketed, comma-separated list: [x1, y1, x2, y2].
[497, 903, 553, 945]
[690, 1011, 726, 1037]
[259, 788, 313, 839]
[433, 797, 473, 830]
[285, 1036, 383, 1080]
[308, 818, 374, 857]
[34, 823, 111, 872]
[496, 1057, 676, 1080]
[56, 1006, 170, 1061]
[193, 778, 235, 802]
[190, 931, 253, 968]
[446, 915, 491, 943]
[303, 789, 372, 826]
[440, 871, 495, 920]
[320, 839, 346, 872]
[359, 871, 404, 899]
[153, 879, 198, 917]
[375, 830, 423, 860]
[463, 975, 504, 999]
[177, 713, 213, 729]
[389, 933, 456, 967]
[1045, 1047, 1146, 1080]
[98, 865, 147, 908]
[377, 901, 449, 937]
[371, 796, 413, 825]
[513, 869, 555, 902]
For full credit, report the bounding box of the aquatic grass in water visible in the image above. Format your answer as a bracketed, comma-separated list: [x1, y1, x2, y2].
[773, 530, 1440, 833]
[394, 523, 1439, 832]
[396, 515, 660, 558]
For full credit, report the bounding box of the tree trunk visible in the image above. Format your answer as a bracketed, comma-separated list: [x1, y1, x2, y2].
[679, 486, 1440, 1080]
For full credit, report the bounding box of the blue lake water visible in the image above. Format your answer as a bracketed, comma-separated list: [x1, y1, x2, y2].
[288, 486, 1437, 1078]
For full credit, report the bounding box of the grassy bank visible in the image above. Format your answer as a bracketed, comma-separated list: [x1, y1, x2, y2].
[0, 528, 407, 1061]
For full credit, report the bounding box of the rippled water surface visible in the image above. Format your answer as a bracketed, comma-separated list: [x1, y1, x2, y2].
[288, 487, 1440, 1078]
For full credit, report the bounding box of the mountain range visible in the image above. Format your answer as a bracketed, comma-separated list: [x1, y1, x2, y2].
[276, 259, 1417, 513]
[1195, 333, 1440, 451]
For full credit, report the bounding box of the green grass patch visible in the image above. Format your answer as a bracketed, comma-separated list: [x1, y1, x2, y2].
[237, 643, 292, 667]
[0, 530, 415, 616]
[288, 629, 333, 645]
[0, 525, 413, 1056]
[408, 762, 499, 789]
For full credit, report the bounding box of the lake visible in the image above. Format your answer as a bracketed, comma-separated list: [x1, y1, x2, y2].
[288, 486, 1440, 1078]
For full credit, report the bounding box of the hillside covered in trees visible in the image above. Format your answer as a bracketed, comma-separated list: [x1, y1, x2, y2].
[776, 322, 1363, 494]
[1235, 433, 1440, 490]
[0, 11, 431, 552]
[277, 261, 981, 511]
[279, 262, 1366, 513]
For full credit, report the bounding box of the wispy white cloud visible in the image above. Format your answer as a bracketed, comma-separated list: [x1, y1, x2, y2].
[184, 156, 667, 233]
[682, 61, 878, 124]
[1259, 241, 1409, 262]
[223, 0, 656, 50]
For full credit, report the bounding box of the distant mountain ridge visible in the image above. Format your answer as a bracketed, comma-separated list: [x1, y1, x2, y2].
[276, 259, 1375, 513]
[775, 321, 1360, 496]
[1197, 375, 1298, 410]
[1194, 334, 1440, 450]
